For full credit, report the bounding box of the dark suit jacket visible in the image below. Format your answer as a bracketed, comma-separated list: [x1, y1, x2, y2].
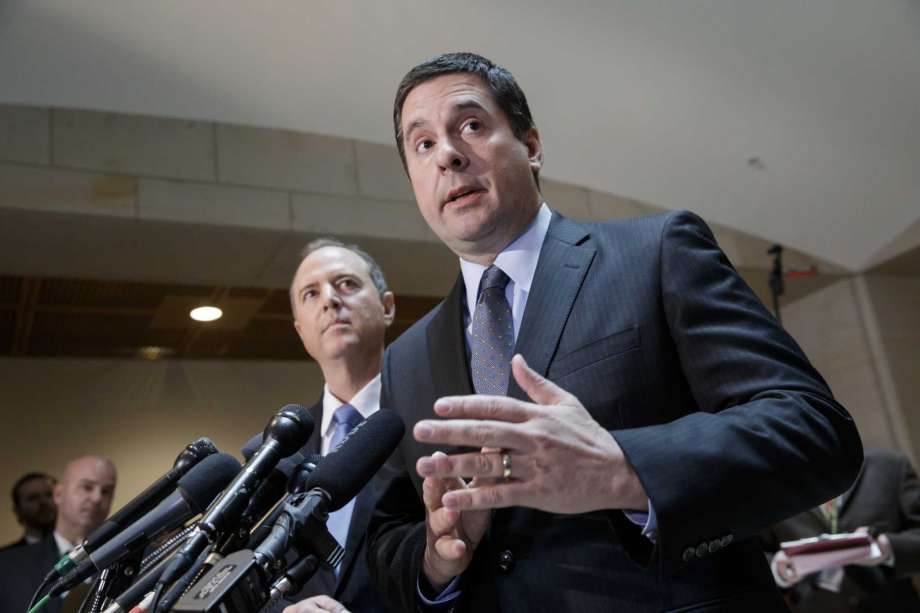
[0, 534, 62, 613]
[0, 535, 29, 551]
[258, 401, 396, 613]
[368, 210, 863, 612]
[764, 448, 920, 612]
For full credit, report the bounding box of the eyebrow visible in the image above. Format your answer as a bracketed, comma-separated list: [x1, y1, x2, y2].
[404, 99, 488, 142]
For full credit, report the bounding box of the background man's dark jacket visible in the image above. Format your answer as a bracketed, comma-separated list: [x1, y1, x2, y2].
[764, 448, 920, 612]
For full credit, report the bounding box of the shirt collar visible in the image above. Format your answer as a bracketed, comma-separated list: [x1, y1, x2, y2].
[460, 203, 552, 316]
[53, 530, 77, 556]
[321, 374, 381, 439]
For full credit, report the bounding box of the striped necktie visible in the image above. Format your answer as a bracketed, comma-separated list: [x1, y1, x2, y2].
[326, 403, 363, 575]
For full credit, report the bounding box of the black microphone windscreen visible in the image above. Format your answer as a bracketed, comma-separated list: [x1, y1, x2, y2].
[179, 452, 242, 513]
[242, 436, 307, 478]
[303, 410, 404, 511]
[264, 404, 315, 457]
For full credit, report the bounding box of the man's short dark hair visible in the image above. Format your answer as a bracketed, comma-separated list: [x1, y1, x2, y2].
[393, 52, 538, 183]
[289, 238, 390, 313]
[11, 472, 54, 508]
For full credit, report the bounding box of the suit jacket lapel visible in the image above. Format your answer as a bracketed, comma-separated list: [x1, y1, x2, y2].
[305, 400, 323, 456]
[838, 456, 867, 518]
[301, 400, 338, 596]
[508, 214, 595, 400]
[333, 483, 376, 596]
[806, 506, 831, 532]
[426, 276, 474, 399]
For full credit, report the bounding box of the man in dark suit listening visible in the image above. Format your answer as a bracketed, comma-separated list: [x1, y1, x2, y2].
[0, 455, 116, 613]
[366, 52, 864, 612]
[1, 471, 57, 551]
[764, 448, 920, 612]
[278, 238, 399, 613]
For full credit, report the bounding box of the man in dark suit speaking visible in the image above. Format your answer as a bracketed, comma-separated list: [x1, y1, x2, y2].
[366, 52, 864, 612]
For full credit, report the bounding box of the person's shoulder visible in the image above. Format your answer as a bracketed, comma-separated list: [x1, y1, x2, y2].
[0, 538, 25, 553]
[0, 536, 47, 567]
[554, 210, 708, 256]
[863, 447, 911, 470]
[573, 209, 708, 242]
[387, 295, 447, 354]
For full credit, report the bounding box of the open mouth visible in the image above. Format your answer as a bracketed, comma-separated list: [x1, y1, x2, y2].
[445, 187, 485, 205]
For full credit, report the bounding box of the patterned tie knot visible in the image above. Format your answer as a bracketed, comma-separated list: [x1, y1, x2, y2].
[479, 265, 510, 295]
[332, 403, 362, 432]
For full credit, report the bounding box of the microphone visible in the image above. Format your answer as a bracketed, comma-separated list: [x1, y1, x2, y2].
[54, 437, 218, 575]
[212, 448, 306, 553]
[173, 410, 405, 613]
[47, 452, 241, 599]
[155, 404, 314, 590]
[253, 410, 405, 571]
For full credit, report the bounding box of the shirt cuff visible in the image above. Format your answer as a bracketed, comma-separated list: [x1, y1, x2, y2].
[417, 574, 462, 608]
[623, 499, 658, 542]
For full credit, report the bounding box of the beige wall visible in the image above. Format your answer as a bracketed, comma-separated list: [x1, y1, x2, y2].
[782, 274, 920, 464]
[0, 357, 322, 544]
[863, 275, 920, 452]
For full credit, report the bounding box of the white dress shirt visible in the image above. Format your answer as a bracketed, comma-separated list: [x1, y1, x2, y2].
[459, 203, 552, 343]
[319, 374, 381, 456]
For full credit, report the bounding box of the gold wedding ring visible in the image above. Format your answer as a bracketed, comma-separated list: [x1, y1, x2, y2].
[501, 452, 512, 481]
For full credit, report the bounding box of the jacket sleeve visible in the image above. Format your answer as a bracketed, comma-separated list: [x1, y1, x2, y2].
[612, 210, 863, 573]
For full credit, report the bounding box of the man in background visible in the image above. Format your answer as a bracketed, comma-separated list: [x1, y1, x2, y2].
[273, 238, 398, 613]
[0, 455, 116, 613]
[1, 471, 57, 550]
[765, 448, 920, 612]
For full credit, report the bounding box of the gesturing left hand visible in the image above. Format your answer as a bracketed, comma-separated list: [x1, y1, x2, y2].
[414, 354, 648, 514]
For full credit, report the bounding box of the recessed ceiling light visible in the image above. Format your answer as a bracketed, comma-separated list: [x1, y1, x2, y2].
[190, 306, 222, 322]
[138, 346, 174, 360]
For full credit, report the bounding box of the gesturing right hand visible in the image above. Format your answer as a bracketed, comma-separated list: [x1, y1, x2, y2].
[420, 452, 491, 591]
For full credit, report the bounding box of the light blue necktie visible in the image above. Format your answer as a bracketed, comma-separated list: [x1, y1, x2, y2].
[470, 265, 514, 395]
[325, 403, 363, 576]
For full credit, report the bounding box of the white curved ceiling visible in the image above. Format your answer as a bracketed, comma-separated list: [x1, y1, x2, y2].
[2, 0, 918, 271]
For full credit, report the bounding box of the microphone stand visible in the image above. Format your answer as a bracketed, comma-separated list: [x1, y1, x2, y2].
[768, 244, 784, 324]
[79, 548, 145, 613]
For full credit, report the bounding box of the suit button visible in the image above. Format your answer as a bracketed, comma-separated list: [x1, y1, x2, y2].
[682, 547, 695, 562]
[695, 543, 708, 557]
[708, 540, 720, 554]
[497, 549, 515, 573]
[720, 534, 733, 547]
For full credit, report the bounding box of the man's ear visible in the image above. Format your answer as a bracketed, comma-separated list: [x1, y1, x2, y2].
[525, 128, 543, 172]
[381, 292, 396, 327]
[52, 483, 62, 507]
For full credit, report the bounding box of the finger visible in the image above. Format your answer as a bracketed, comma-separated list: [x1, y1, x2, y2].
[433, 394, 532, 423]
[414, 419, 532, 450]
[314, 595, 349, 613]
[283, 596, 349, 613]
[428, 505, 461, 536]
[422, 474, 464, 511]
[442, 481, 530, 511]
[511, 354, 578, 406]
[434, 534, 468, 561]
[418, 451, 530, 481]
